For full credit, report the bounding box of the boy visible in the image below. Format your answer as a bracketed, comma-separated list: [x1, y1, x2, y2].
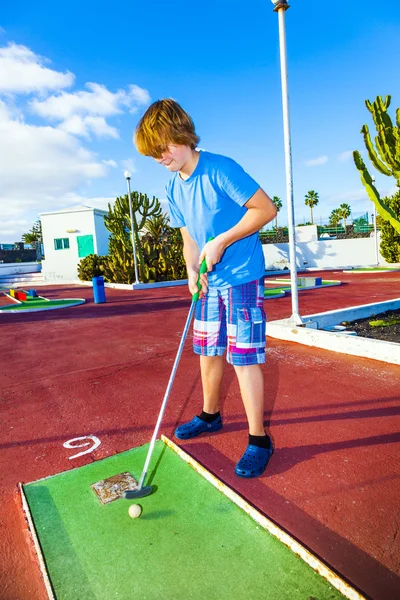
[134, 99, 277, 478]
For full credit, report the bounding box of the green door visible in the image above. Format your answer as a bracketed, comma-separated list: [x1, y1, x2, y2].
[77, 235, 94, 258]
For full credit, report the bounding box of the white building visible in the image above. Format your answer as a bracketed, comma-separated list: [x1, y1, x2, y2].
[41, 205, 109, 282]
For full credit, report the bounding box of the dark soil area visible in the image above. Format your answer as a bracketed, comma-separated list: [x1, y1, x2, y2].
[344, 308, 400, 342]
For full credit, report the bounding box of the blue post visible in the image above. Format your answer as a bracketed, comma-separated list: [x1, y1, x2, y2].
[92, 276, 106, 304]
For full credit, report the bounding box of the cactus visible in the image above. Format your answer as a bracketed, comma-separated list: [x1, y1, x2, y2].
[353, 151, 400, 233]
[99, 192, 185, 284]
[103, 192, 163, 283]
[140, 214, 186, 282]
[353, 95, 400, 234]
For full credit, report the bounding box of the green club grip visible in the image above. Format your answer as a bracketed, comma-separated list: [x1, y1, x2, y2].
[192, 237, 214, 302]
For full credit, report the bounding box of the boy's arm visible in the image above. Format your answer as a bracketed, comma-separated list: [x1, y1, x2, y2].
[199, 188, 277, 271]
[181, 227, 208, 295]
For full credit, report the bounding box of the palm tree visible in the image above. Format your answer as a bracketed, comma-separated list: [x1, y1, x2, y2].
[22, 232, 39, 248]
[329, 208, 342, 227]
[22, 219, 43, 260]
[339, 203, 351, 229]
[272, 196, 283, 230]
[304, 190, 319, 225]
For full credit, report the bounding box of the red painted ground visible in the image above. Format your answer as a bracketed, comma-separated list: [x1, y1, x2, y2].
[1, 271, 399, 600]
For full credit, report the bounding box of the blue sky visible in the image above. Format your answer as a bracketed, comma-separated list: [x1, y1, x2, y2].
[1, 0, 400, 241]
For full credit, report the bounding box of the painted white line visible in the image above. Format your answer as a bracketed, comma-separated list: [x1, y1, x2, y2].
[18, 483, 55, 600]
[343, 269, 400, 273]
[63, 435, 101, 460]
[4, 292, 22, 304]
[161, 435, 366, 600]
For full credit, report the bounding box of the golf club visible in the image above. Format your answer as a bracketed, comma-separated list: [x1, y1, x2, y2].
[124, 249, 210, 499]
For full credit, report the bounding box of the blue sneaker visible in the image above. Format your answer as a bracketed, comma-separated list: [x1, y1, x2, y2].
[174, 415, 223, 440]
[235, 439, 274, 478]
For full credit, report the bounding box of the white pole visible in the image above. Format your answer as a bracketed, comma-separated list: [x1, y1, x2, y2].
[374, 206, 379, 265]
[272, 1, 302, 325]
[371, 178, 379, 265]
[124, 172, 140, 284]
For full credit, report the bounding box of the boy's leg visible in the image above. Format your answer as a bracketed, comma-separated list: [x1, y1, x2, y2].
[225, 278, 273, 477]
[174, 288, 227, 440]
[233, 363, 265, 436]
[200, 355, 225, 414]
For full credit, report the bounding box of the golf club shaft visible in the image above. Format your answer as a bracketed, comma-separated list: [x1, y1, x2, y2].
[137, 299, 197, 490]
[136, 239, 213, 492]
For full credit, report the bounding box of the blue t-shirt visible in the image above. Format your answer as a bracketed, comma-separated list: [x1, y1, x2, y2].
[166, 150, 265, 289]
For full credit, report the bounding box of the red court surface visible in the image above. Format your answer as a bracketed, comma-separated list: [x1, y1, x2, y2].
[1, 270, 399, 600]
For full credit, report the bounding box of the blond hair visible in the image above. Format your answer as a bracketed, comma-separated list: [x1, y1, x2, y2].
[134, 99, 200, 158]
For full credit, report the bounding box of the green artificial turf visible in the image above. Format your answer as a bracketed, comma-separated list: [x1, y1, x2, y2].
[264, 288, 285, 297]
[24, 442, 347, 600]
[0, 299, 82, 311]
[264, 280, 339, 297]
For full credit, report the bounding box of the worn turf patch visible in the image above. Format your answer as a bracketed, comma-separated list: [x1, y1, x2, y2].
[23, 441, 348, 600]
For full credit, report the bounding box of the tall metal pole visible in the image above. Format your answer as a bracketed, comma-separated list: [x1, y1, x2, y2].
[374, 206, 379, 265]
[124, 172, 140, 285]
[371, 178, 379, 265]
[272, 1, 302, 325]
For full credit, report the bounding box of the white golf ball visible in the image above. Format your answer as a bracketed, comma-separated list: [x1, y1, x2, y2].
[128, 504, 142, 519]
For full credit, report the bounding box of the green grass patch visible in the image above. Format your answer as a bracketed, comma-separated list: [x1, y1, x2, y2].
[24, 442, 346, 600]
[0, 299, 83, 311]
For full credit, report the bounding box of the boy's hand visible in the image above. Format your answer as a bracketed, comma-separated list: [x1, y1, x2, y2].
[199, 236, 225, 272]
[188, 268, 208, 297]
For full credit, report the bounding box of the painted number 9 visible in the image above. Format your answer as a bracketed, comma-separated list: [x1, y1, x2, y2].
[63, 435, 101, 460]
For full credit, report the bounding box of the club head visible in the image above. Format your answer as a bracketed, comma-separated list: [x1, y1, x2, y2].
[124, 486, 153, 499]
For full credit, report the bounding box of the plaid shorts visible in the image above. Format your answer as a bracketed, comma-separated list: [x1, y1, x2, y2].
[193, 277, 266, 366]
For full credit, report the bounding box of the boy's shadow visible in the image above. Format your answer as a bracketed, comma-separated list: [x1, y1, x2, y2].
[173, 441, 400, 600]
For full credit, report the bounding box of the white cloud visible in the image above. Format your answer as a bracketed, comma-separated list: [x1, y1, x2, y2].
[59, 193, 116, 212]
[304, 155, 328, 167]
[0, 43, 74, 94]
[127, 85, 151, 111]
[30, 81, 150, 120]
[121, 158, 136, 173]
[29, 81, 149, 139]
[58, 115, 119, 139]
[325, 189, 368, 203]
[337, 150, 353, 162]
[0, 218, 32, 239]
[0, 100, 109, 239]
[84, 196, 116, 211]
[0, 42, 151, 240]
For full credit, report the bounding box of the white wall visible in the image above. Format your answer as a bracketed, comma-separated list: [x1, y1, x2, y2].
[262, 233, 391, 270]
[295, 225, 318, 243]
[0, 262, 41, 276]
[41, 209, 98, 282]
[94, 211, 110, 255]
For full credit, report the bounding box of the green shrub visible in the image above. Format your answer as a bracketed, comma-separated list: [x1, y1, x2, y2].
[77, 254, 107, 281]
[380, 191, 400, 263]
